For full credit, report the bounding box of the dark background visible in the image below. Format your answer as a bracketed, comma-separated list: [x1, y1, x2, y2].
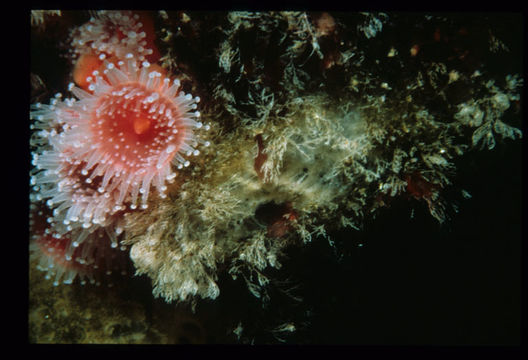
[301, 141, 523, 345]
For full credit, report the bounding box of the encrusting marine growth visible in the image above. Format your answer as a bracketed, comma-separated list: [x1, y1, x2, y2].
[30, 11, 522, 311]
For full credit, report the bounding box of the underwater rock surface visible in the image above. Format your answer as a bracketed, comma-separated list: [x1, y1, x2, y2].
[30, 11, 522, 344]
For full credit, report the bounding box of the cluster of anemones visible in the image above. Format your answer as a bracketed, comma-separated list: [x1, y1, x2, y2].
[30, 10, 210, 286]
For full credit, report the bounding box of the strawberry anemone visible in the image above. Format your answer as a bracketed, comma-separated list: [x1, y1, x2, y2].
[31, 58, 210, 228]
[30, 55, 210, 285]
